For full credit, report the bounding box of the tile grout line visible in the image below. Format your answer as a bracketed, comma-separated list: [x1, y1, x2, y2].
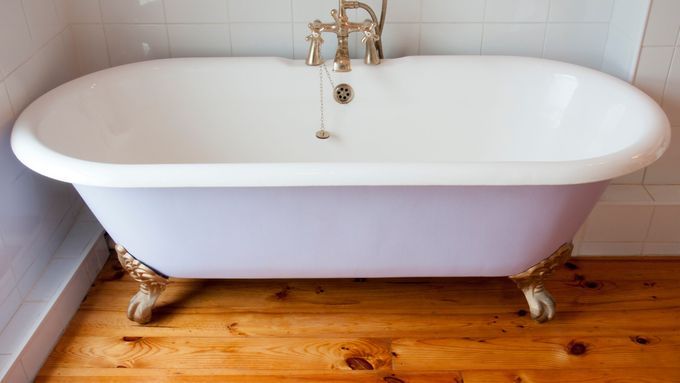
[18, 0, 33, 42]
[224, 0, 233, 56]
[98, 0, 113, 69]
[479, 0, 488, 54]
[160, 0, 171, 58]
[289, 0, 295, 59]
[3, 30, 69, 116]
[631, 0, 654, 86]
[416, 0, 423, 56]
[540, 0, 553, 57]
[596, 0, 617, 70]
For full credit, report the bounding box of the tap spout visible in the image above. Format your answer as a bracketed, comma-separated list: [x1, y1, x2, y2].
[305, 0, 387, 71]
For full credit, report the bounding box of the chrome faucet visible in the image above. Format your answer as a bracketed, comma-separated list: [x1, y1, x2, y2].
[305, 0, 387, 72]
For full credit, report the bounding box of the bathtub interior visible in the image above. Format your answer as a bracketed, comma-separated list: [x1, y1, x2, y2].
[28, 56, 663, 166]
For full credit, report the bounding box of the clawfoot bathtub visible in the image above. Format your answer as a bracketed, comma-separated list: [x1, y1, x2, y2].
[11, 56, 670, 324]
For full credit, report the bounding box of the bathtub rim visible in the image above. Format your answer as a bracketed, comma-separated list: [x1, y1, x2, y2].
[10, 56, 672, 188]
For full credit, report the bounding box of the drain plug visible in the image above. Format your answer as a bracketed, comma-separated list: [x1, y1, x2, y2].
[334, 84, 354, 104]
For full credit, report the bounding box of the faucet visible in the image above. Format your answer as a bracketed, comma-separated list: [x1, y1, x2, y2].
[305, 0, 387, 72]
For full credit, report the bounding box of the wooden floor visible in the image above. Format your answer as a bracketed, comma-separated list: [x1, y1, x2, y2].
[38, 254, 680, 382]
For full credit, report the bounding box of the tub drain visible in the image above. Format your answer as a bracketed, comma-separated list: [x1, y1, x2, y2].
[334, 84, 354, 104]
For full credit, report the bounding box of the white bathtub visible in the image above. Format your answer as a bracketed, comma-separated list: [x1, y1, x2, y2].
[11, 56, 670, 323]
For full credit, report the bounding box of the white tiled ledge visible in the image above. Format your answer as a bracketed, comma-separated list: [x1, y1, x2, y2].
[574, 185, 680, 256]
[0, 208, 106, 383]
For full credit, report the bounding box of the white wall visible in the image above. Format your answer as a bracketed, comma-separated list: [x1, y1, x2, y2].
[575, 0, 680, 256]
[0, 0, 81, 377]
[636, 0, 680, 184]
[64, 0, 645, 79]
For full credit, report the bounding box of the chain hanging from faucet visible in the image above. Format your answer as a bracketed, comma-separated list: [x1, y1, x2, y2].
[316, 63, 336, 140]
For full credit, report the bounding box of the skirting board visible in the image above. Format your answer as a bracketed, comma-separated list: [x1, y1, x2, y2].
[0, 207, 106, 382]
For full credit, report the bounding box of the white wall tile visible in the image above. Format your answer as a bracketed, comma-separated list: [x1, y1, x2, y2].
[3, 180, 74, 303]
[104, 24, 170, 66]
[62, 0, 102, 23]
[645, 126, 680, 184]
[642, 242, 680, 255]
[71, 24, 110, 75]
[61, 28, 79, 81]
[20, 271, 88, 382]
[92, 236, 109, 270]
[612, 169, 646, 185]
[230, 23, 293, 57]
[549, 0, 614, 22]
[599, 185, 653, 204]
[663, 48, 680, 126]
[18, 318, 61, 381]
[609, 0, 651, 31]
[645, 206, 680, 242]
[380, 23, 420, 58]
[54, 221, 101, 258]
[421, 0, 485, 22]
[0, 1, 93, 379]
[0, 269, 16, 307]
[363, 0, 420, 23]
[16, 245, 52, 298]
[634, 46, 675, 103]
[101, 0, 166, 23]
[602, 28, 642, 82]
[0, 288, 22, 334]
[168, 24, 231, 57]
[482, 23, 546, 57]
[22, 0, 63, 48]
[370, 0, 422, 23]
[26, 258, 79, 302]
[0, 83, 12, 127]
[4, 37, 71, 113]
[0, 0, 34, 77]
[0, 302, 46, 354]
[228, 0, 292, 23]
[0, 355, 10, 381]
[0, 81, 13, 158]
[0, 358, 28, 383]
[0, 82, 24, 192]
[76, 206, 98, 223]
[645, 185, 680, 203]
[643, 0, 680, 46]
[578, 242, 644, 256]
[484, 0, 549, 22]
[604, 0, 650, 81]
[583, 205, 654, 242]
[1, 176, 42, 271]
[164, 0, 229, 23]
[292, 0, 341, 23]
[419, 23, 482, 55]
[544, 23, 610, 69]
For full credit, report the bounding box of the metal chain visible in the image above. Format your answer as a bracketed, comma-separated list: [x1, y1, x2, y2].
[319, 64, 325, 132]
[317, 62, 335, 139]
[322, 62, 335, 88]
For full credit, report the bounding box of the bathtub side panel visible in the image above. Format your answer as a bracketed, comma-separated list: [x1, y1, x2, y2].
[74, 184, 606, 278]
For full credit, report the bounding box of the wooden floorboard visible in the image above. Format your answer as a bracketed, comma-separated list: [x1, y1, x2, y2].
[37, 255, 680, 382]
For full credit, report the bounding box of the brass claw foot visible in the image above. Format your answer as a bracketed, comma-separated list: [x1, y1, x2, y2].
[115, 245, 169, 324]
[509, 243, 573, 323]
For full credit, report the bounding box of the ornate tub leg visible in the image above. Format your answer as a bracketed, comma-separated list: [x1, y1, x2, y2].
[509, 243, 573, 323]
[115, 245, 169, 324]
